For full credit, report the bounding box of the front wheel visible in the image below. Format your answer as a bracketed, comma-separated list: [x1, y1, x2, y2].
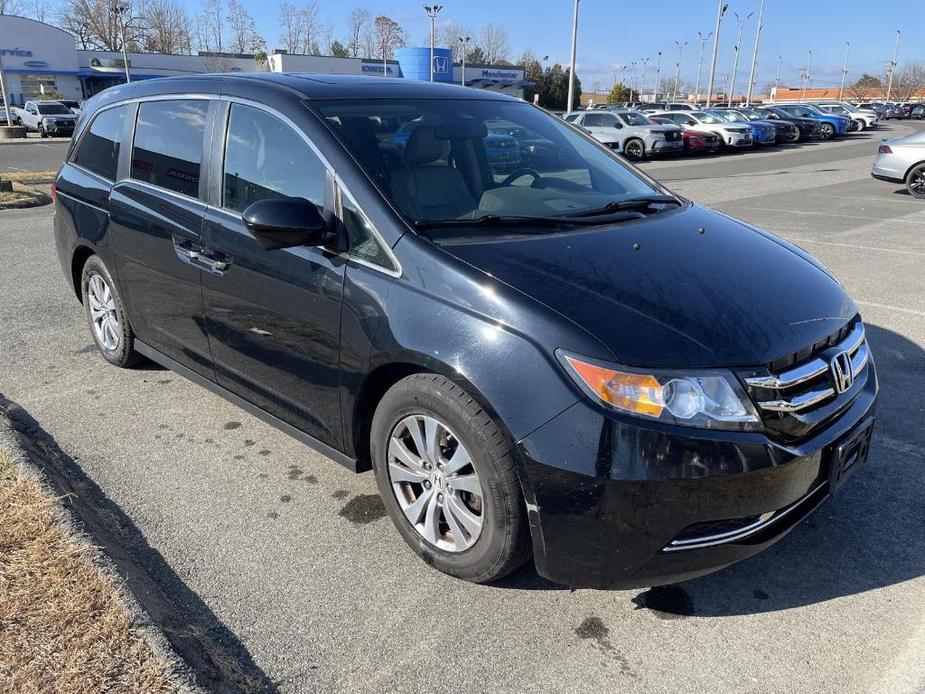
[852, 119, 865, 131]
[818, 123, 835, 140]
[81, 255, 142, 367]
[371, 373, 531, 583]
[907, 164, 925, 200]
[622, 138, 645, 161]
[39, 125, 48, 138]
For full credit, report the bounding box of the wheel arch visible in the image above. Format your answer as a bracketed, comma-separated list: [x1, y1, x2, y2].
[70, 243, 97, 302]
[904, 159, 925, 182]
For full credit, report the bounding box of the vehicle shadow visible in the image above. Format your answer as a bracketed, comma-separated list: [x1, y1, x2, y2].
[0, 394, 279, 693]
[502, 324, 925, 616]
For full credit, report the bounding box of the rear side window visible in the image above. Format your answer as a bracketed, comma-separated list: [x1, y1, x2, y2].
[72, 105, 127, 181]
[221, 103, 325, 213]
[131, 100, 208, 198]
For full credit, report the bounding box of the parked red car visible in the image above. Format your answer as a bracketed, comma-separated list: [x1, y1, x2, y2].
[650, 116, 722, 154]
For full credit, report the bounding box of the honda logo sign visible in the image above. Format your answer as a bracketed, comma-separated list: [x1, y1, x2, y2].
[433, 56, 449, 74]
[830, 351, 854, 394]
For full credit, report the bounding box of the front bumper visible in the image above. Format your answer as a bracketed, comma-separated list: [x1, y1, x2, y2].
[44, 122, 75, 136]
[649, 138, 684, 155]
[726, 133, 753, 147]
[517, 360, 878, 588]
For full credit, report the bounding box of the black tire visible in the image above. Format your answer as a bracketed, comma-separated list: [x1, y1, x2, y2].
[852, 119, 865, 131]
[906, 163, 925, 200]
[371, 373, 531, 583]
[818, 123, 835, 140]
[39, 125, 48, 138]
[622, 138, 645, 161]
[80, 255, 142, 368]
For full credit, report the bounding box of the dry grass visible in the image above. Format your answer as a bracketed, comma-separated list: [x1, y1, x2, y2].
[0, 449, 179, 693]
[0, 182, 50, 209]
[1, 170, 58, 184]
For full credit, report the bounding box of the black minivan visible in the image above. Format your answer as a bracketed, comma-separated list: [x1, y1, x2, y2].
[53, 74, 877, 588]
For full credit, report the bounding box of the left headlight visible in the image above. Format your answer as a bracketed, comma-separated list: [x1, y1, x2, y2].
[557, 350, 761, 430]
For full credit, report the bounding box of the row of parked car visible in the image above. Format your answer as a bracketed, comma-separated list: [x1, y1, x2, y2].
[561, 101, 887, 162]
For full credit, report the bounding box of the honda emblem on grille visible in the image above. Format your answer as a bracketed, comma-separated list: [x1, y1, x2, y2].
[830, 351, 854, 394]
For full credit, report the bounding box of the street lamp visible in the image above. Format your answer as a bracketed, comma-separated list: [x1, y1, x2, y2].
[458, 36, 470, 87]
[705, 1, 729, 107]
[885, 30, 901, 102]
[673, 40, 688, 102]
[745, 0, 765, 106]
[728, 11, 753, 107]
[838, 42, 850, 102]
[654, 51, 662, 101]
[799, 67, 808, 100]
[629, 60, 638, 99]
[774, 55, 782, 103]
[801, 49, 813, 100]
[111, 2, 131, 83]
[423, 5, 443, 82]
[694, 32, 712, 105]
[566, 0, 580, 113]
[640, 57, 650, 99]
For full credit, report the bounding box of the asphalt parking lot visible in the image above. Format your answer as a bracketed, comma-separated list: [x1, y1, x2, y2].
[0, 137, 70, 174]
[1, 122, 923, 693]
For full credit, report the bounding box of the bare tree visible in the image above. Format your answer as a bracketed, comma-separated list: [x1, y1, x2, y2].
[299, 1, 323, 55]
[197, 0, 224, 54]
[346, 7, 370, 58]
[374, 15, 403, 62]
[441, 20, 473, 62]
[846, 73, 882, 102]
[278, 2, 304, 53]
[142, 0, 192, 54]
[226, 0, 264, 54]
[0, 0, 23, 15]
[478, 22, 509, 64]
[28, 0, 52, 21]
[889, 61, 925, 103]
[58, 0, 144, 51]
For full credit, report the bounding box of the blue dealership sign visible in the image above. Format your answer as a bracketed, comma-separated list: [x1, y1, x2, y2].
[395, 47, 453, 83]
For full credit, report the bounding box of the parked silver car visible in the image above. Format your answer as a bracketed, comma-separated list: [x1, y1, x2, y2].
[871, 130, 925, 199]
[651, 110, 753, 148]
[812, 102, 878, 131]
[564, 110, 683, 161]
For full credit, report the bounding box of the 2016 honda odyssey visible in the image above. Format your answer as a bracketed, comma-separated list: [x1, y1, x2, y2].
[53, 74, 877, 587]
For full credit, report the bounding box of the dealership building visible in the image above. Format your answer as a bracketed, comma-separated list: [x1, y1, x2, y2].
[0, 15, 527, 106]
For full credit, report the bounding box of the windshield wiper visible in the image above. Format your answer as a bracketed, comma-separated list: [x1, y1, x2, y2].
[564, 194, 682, 218]
[414, 212, 644, 230]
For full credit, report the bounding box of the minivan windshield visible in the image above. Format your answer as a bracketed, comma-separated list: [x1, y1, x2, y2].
[317, 99, 668, 235]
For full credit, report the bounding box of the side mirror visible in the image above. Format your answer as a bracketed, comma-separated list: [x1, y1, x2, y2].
[613, 122, 623, 129]
[242, 198, 331, 251]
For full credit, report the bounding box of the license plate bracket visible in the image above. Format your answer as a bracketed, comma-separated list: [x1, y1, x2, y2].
[828, 418, 874, 492]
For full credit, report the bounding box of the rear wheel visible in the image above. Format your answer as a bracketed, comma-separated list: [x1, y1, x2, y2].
[622, 138, 645, 161]
[371, 373, 531, 583]
[818, 123, 835, 140]
[906, 163, 925, 200]
[81, 255, 142, 367]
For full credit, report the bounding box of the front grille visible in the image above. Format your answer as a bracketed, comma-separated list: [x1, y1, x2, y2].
[664, 131, 681, 141]
[739, 319, 869, 441]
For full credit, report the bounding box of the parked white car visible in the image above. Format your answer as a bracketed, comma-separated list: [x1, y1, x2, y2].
[564, 110, 684, 161]
[650, 110, 753, 148]
[871, 130, 925, 199]
[10, 100, 78, 137]
[813, 102, 878, 131]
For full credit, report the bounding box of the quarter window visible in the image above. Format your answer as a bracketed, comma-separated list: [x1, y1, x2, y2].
[341, 191, 396, 271]
[131, 100, 208, 198]
[222, 103, 325, 213]
[72, 105, 127, 181]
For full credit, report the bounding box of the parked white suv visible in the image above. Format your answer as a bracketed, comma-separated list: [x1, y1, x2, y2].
[651, 110, 753, 148]
[10, 100, 78, 137]
[564, 110, 684, 161]
[812, 102, 878, 131]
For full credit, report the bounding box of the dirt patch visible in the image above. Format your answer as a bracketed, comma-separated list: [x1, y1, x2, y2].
[1, 169, 58, 184]
[0, 181, 51, 209]
[0, 449, 179, 692]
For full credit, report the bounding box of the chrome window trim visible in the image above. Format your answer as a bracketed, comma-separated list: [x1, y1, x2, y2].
[117, 177, 206, 207]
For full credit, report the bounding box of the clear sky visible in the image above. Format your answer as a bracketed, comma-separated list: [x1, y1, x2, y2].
[238, 0, 923, 92]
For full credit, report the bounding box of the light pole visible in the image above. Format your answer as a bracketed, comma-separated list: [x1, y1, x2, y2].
[885, 30, 901, 102]
[838, 42, 850, 101]
[640, 57, 650, 99]
[654, 51, 662, 100]
[799, 67, 808, 101]
[673, 40, 688, 102]
[423, 5, 442, 82]
[773, 55, 782, 102]
[112, 3, 131, 83]
[458, 36, 470, 87]
[705, 1, 729, 107]
[745, 0, 764, 106]
[566, 0, 580, 113]
[800, 50, 813, 100]
[728, 11, 753, 107]
[629, 61, 638, 99]
[0, 49, 10, 134]
[694, 32, 711, 105]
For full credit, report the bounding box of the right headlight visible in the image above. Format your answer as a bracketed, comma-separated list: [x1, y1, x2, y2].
[557, 350, 761, 431]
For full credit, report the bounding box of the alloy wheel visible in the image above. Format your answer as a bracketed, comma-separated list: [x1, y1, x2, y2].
[87, 273, 120, 351]
[908, 165, 925, 200]
[624, 140, 645, 161]
[387, 414, 484, 552]
[819, 123, 835, 140]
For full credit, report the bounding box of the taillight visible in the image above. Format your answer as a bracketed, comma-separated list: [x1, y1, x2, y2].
[878, 144, 892, 154]
[50, 183, 57, 202]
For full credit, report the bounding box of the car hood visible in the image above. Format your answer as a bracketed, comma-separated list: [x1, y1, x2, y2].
[441, 204, 856, 368]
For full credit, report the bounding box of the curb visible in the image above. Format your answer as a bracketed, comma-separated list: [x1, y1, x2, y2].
[0, 398, 204, 694]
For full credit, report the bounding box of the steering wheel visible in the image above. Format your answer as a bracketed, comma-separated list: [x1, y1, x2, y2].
[500, 168, 541, 187]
